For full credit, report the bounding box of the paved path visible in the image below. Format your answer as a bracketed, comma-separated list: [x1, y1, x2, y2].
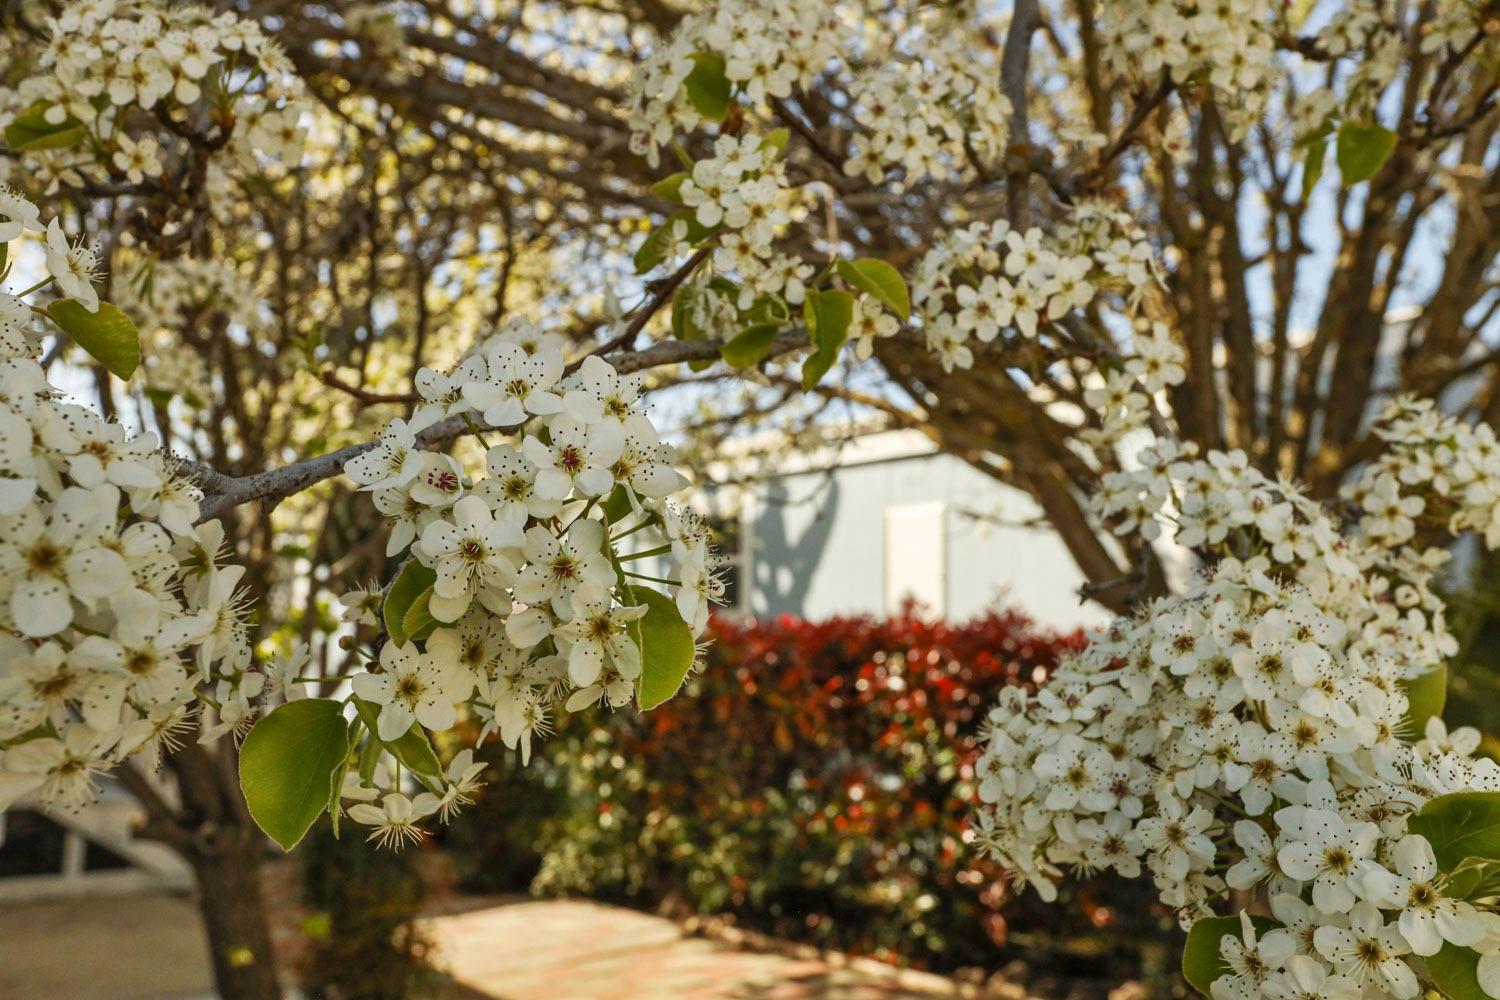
[0, 892, 215, 1000]
[423, 898, 1022, 1000]
[0, 891, 1036, 1000]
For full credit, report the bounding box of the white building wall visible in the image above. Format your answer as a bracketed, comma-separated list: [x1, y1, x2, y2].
[719, 440, 1110, 632]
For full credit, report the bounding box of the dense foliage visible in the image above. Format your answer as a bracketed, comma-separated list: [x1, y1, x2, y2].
[299, 822, 439, 1000]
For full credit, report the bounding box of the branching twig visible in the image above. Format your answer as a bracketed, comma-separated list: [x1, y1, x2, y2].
[564, 245, 713, 376]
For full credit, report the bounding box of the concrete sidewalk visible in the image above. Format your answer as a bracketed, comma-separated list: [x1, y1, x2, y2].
[0, 892, 216, 1000]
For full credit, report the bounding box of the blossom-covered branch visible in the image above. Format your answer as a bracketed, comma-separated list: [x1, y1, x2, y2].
[187, 329, 810, 522]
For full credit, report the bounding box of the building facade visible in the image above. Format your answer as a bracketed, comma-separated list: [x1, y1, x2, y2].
[700, 429, 1111, 631]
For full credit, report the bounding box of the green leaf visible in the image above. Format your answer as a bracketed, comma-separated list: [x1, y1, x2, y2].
[1182, 915, 1279, 998]
[239, 699, 351, 851]
[351, 696, 444, 776]
[326, 747, 351, 840]
[1426, 942, 1488, 1000]
[672, 287, 706, 343]
[383, 561, 436, 647]
[626, 585, 696, 710]
[1401, 663, 1447, 741]
[635, 219, 676, 275]
[1301, 140, 1327, 201]
[4, 101, 87, 152]
[402, 589, 438, 645]
[650, 172, 689, 204]
[1336, 121, 1396, 184]
[837, 259, 910, 321]
[600, 483, 635, 526]
[761, 127, 791, 159]
[1444, 857, 1500, 899]
[683, 52, 731, 123]
[634, 210, 719, 275]
[1408, 792, 1500, 872]
[800, 289, 855, 390]
[721, 323, 781, 369]
[740, 294, 789, 327]
[46, 301, 141, 380]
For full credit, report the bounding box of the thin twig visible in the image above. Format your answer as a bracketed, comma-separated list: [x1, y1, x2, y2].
[564, 245, 713, 376]
[320, 370, 419, 406]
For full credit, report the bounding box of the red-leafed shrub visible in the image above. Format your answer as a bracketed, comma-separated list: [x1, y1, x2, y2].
[447, 605, 1172, 981]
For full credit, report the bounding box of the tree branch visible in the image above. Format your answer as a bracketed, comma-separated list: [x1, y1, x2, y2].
[184, 331, 810, 523]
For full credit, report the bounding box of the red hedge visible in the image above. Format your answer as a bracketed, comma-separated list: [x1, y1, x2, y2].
[510, 605, 1167, 978]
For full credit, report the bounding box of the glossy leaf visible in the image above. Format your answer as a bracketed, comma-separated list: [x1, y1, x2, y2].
[1182, 915, 1278, 997]
[650, 172, 689, 203]
[721, 323, 781, 369]
[383, 561, 437, 647]
[46, 301, 141, 380]
[4, 101, 86, 152]
[683, 53, 731, 122]
[762, 127, 791, 159]
[401, 589, 438, 645]
[1400, 663, 1446, 741]
[1336, 121, 1396, 184]
[800, 289, 854, 390]
[837, 259, 910, 321]
[1426, 942, 1488, 1000]
[239, 699, 351, 851]
[1301, 140, 1327, 201]
[626, 585, 696, 710]
[1408, 792, 1500, 871]
[634, 210, 716, 275]
[351, 696, 444, 776]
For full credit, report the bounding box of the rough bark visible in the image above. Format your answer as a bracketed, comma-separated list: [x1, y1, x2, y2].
[188, 826, 282, 1000]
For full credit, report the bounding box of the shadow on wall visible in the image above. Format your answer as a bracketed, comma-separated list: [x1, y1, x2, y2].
[750, 475, 839, 616]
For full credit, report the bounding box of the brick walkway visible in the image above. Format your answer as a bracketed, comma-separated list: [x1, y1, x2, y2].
[423, 898, 1022, 1000]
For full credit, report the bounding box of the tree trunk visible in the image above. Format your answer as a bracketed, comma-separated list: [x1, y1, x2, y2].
[187, 823, 282, 1000]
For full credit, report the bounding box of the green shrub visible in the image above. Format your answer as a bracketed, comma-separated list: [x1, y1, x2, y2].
[299, 821, 440, 1000]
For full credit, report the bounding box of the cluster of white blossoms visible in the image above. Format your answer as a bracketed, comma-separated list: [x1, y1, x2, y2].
[3, 0, 306, 190]
[974, 323, 1500, 997]
[843, 39, 1011, 187]
[679, 133, 793, 266]
[333, 319, 718, 846]
[629, 0, 1011, 189]
[0, 192, 256, 815]
[1098, 0, 1276, 139]
[112, 257, 264, 401]
[625, 0, 842, 165]
[912, 201, 1161, 372]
